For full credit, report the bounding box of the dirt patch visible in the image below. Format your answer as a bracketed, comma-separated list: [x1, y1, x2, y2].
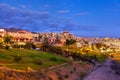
[45, 62, 93, 80]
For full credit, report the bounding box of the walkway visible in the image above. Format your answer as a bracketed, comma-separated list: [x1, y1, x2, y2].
[84, 59, 120, 80]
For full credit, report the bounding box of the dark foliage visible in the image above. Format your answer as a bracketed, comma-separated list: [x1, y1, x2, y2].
[66, 39, 76, 45]
[4, 45, 9, 50]
[50, 57, 58, 62]
[24, 42, 36, 49]
[33, 58, 43, 65]
[14, 54, 22, 62]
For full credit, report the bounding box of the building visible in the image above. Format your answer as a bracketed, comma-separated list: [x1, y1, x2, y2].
[8, 30, 33, 42]
[0, 29, 6, 37]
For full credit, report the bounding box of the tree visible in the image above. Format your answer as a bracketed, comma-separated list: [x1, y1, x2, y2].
[41, 37, 50, 51]
[66, 39, 76, 45]
[55, 36, 60, 43]
[24, 42, 36, 49]
[4, 33, 12, 44]
[95, 42, 102, 49]
[4, 33, 13, 50]
[83, 40, 88, 44]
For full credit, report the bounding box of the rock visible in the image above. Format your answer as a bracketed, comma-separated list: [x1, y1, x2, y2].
[68, 56, 74, 64]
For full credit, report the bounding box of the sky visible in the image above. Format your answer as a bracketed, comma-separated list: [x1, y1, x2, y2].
[0, 0, 120, 37]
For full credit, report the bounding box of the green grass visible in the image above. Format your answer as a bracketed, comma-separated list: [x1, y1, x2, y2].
[0, 49, 67, 70]
[62, 45, 107, 63]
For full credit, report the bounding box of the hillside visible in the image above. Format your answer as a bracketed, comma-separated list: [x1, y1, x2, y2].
[0, 49, 93, 80]
[0, 61, 93, 80]
[0, 49, 67, 70]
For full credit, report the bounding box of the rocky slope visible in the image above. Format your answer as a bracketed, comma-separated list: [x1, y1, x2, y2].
[0, 62, 93, 80]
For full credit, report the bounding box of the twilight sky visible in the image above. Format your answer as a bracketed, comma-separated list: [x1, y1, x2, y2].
[0, 0, 120, 37]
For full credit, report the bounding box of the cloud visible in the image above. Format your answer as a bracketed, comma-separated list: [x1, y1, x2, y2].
[63, 23, 98, 31]
[0, 3, 98, 34]
[20, 5, 26, 9]
[0, 3, 19, 19]
[0, 3, 50, 30]
[57, 10, 70, 14]
[75, 12, 90, 16]
[0, 3, 50, 20]
[21, 11, 50, 19]
[78, 25, 98, 31]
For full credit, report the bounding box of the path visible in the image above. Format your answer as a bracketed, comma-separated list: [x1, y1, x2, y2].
[84, 59, 120, 80]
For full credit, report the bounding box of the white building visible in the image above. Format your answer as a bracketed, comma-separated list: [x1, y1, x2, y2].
[0, 29, 6, 37]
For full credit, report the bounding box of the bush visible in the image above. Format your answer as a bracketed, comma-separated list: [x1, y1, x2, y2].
[4, 45, 9, 50]
[65, 74, 69, 78]
[33, 58, 43, 65]
[0, 44, 4, 49]
[12, 44, 21, 48]
[14, 54, 22, 62]
[80, 71, 86, 80]
[50, 57, 58, 62]
[66, 39, 76, 45]
[24, 42, 36, 49]
[46, 46, 63, 54]
[74, 67, 76, 71]
[58, 76, 63, 80]
[96, 54, 106, 62]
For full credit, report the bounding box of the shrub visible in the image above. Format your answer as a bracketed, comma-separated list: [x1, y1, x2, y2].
[65, 74, 69, 78]
[24, 42, 36, 49]
[80, 71, 86, 80]
[66, 39, 76, 45]
[4, 45, 9, 50]
[50, 57, 58, 62]
[58, 76, 63, 80]
[74, 67, 76, 71]
[0, 44, 4, 49]
[14, 54, 22, 62]
[96, 54, 106, 62]
[70, 71, 73, 74]
[33, 58, 43, 65]
[48, 46, 63, 55]
[12, 44, 21, 48]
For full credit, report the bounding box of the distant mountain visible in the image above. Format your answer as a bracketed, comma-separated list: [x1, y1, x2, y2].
[0, 27, 37, 34]
[5, 27, 23, 32]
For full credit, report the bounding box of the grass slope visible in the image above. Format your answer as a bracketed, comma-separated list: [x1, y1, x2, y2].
[0, 49, 67, 70]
